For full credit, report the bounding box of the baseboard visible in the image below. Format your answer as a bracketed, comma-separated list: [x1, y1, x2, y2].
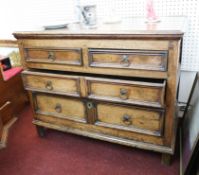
[0, 117, 17, 149]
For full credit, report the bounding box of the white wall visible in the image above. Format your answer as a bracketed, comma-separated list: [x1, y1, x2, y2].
[0, 0, 77, 39]
[179, 71, 197, 103]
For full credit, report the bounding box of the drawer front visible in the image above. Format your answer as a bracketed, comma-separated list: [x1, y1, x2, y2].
[88, 49, 168, 71]
[34, 93, 86, 123]
[24, 47, 82, 66]
[22, 71, 80, 97]
[95, 103, 164, 136]
[86, 78, 166, 108]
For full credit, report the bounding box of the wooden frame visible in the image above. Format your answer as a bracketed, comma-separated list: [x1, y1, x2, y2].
[181, 72, 199, 175]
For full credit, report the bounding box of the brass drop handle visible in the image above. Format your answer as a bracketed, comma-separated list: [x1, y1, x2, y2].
[120, 55, 130, 67]
[45, 81, 53, 91]
[55, 103, 62, 113]
[48, 51, 55, 61]
[122, 114, 132, 125]
[120, 88, 128, 100]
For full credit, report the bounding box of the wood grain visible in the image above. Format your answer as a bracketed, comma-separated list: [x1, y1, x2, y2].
[0, 117, 17, 149]
[0, 62, 28, 121]
[34, 93, 86, 123]
[96, 102, 164, 136]
[0, 40, 17, 47]
[89, 49, 168, 71]
[24, 47, 82, 66]
[22, 71, 80, 97]
[0, 101, 12, 124]
[17, 39, 170, 79]
[33, 119, 173, 154]
[34, 113, 164, 146]
[86, 77, 166, 108]
[14, 24, 184, 162]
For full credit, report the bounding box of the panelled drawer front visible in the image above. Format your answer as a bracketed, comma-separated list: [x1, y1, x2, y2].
[24, 47, 82, 66]
[88, 49, 168, 71]
[95, 103, 164, 136]
[34, 93, 86, 123]
[86, 77, 166, 108]
[22, 71, 80, 97]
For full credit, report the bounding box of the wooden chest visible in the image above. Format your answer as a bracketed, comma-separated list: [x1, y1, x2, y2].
[14, 17, 185, 164]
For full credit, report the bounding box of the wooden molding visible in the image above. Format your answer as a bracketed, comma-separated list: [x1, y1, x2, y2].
[13, 33, 184, 40]
[0, 40, 18, 48]
[33, 119, 174, 154]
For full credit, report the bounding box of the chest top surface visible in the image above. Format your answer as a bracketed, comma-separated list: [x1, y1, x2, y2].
[13, 16, 186, 39]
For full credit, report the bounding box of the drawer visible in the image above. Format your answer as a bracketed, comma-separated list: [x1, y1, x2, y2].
[22, 71, 80, 97]
[33, 93, 86, 123]
[88, 49, 168, 71]
[24, 47, 82, 66]
[95, 102, 164, 136]
[86, 77, 166, 108]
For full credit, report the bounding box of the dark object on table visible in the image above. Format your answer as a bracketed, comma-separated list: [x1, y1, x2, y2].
[181, 72, 199, 175]
[0, 57, 12, 71]
[44, 24, 68, 30]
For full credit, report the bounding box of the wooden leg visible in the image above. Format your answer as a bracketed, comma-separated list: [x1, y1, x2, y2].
[161, 153, 172, 166]
[0, 117, 17, 149]
[36, 125, 46, 137]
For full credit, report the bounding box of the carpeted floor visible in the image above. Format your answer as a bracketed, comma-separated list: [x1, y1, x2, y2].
[0, 106, 179, 175]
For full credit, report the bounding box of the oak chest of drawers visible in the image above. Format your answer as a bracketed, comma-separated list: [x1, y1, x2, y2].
[14, 17, 185, 164]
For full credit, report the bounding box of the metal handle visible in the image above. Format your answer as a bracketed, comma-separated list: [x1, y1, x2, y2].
[120, 88, 128, 100]
[120, 55, 130, 67]
[122, 114, 132, 125]
[45, 81, 53, 91]
[0, 101, 11, 111]
[48, 51, 55, 61]
[87, 102, 94, 109]
[55, 103, 62, 113]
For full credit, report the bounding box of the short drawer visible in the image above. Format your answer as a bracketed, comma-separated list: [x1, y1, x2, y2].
[24, 47, 82, 66]
[33, 93, 86, 123]
[22, 71, 80, 97]
[95, 102, 164, 136]
[86, 77, 166, 108]
[88, 49, 168, 71]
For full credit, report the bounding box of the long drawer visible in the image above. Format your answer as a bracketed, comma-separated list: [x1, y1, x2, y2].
[32, 92, 164, 137]
[21, 43, 169, 79]
[88, 48, 168, 71]
[22, 71, 166, 108]
[94, 102, 165, 137]
[86, 77, 166, 108]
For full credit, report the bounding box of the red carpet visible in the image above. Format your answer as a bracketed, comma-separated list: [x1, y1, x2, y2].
[0, 106, 179, 175]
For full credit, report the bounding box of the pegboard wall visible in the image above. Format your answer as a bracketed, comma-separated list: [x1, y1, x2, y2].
[78, 0, 199, 71]
[1, 0, 198, 71]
